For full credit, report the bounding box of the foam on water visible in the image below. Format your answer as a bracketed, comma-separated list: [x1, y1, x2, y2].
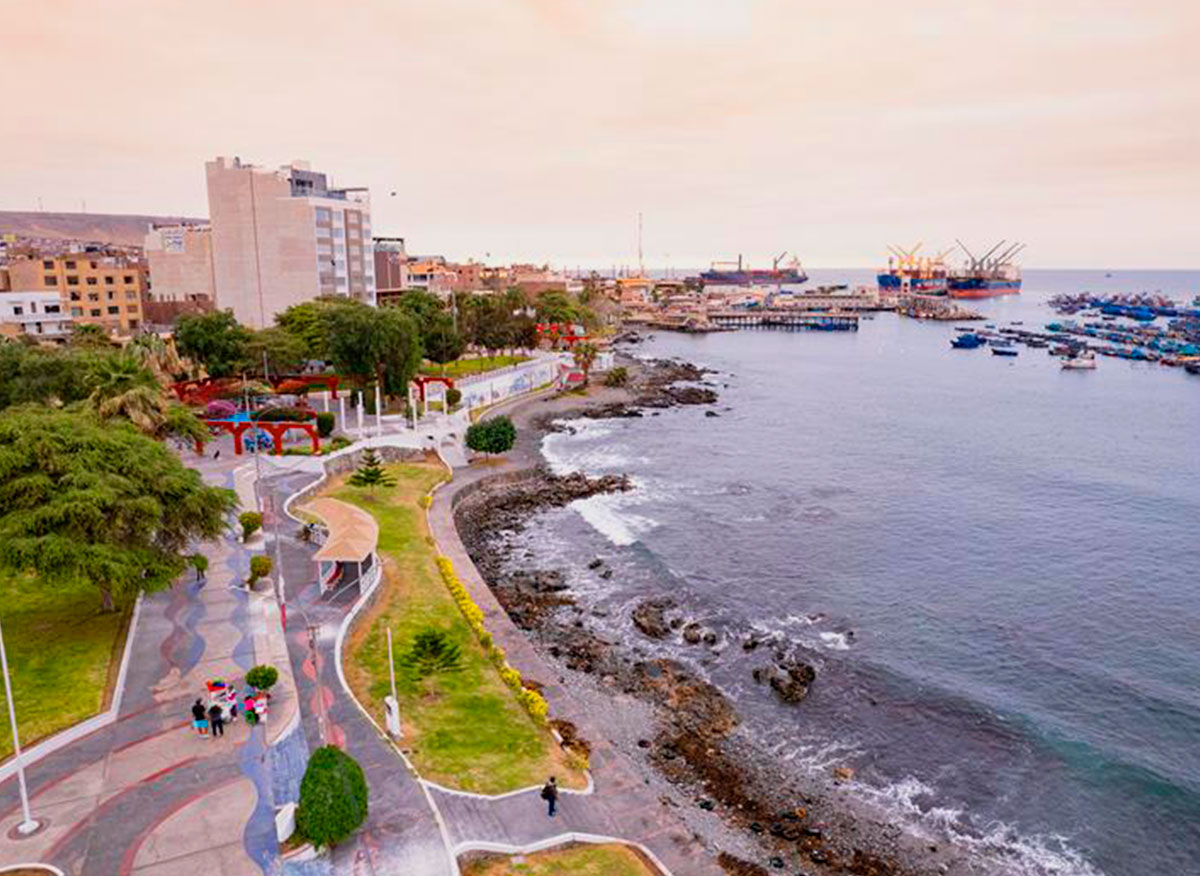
[571, 488, 659, 547]
[819, 631, 851, 651]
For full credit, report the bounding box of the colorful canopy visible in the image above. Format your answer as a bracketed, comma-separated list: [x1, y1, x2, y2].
[304, 497, 379, 563]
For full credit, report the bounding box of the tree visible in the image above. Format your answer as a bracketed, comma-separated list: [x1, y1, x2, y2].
[422, 313, 465, 367]
[0, 343, 98, 410]
[87, 353, 166, 434]
[246, 664, 279, 692]
[175, 310, 251, 379]
[572, 341, 599, 385]
[395, 291, 445, 337]
[348, 449, 395, 495]
[323, 301, 422, 396]
[244, 326, 308, 379]
[70, 323, 114, 349]
[127, 332, 186, 384]
[466, 415, 516, 456]
[316, 412, 335, 437]
[295, 745, 369, 849]
[398, 629, 463, 692]
[276, 299, 339, 361]
[0, 409, 237, 611]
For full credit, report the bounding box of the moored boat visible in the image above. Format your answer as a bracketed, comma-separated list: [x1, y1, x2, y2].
[951, 333, 986, 349]
[1061, 352, 1097, 370]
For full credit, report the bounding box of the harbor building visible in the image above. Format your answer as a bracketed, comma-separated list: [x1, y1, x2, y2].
[6, 253, 146, 335]
[205, 156, 375, 328]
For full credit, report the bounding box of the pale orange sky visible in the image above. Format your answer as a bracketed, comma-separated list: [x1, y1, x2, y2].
[2, 0, 1197, 268]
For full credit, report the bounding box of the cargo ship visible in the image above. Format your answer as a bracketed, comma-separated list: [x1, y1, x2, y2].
[700, 252, 807, 286]
[876, 243, 950, 295]
[947, 240, 1024, 299]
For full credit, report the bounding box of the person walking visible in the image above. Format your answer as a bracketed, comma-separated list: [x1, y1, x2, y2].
[208, 702, 225, 738]
[191, 699, 208, 736]
[540, 776, 558, 817]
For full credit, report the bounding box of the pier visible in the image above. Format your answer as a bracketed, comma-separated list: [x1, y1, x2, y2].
[708, 310, 859, 331]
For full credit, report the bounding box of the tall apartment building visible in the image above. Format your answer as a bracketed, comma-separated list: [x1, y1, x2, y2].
[6, 253, 146, 335]
[205, 156, 375, 328]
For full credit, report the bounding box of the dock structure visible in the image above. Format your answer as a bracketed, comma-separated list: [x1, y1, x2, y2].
[708, 309, 859, 331]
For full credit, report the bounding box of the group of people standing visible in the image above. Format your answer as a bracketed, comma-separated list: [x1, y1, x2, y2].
[189, 678, 269, 737]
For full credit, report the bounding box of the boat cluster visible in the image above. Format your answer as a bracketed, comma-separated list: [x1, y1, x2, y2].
[950, 297, 1200, 374]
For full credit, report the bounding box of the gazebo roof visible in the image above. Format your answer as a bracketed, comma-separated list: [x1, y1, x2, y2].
[304, 497, 379, 563]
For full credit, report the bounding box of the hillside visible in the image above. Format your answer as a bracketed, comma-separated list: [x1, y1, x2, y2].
[0, 211, 206, 247]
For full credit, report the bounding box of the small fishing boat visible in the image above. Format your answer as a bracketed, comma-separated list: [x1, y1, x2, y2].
[1062, 352, 1097, 370]
[991, 346, 1019, 357]
[951, 333, 986, 349]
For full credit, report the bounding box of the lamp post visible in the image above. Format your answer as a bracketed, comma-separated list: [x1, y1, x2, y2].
[0, 616, 39, 835]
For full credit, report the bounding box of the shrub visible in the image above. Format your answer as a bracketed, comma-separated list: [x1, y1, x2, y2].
[603, 366, 629, 388]
[445, 387, 462, 408]
[316, 411, 335, 437]
[398, 629, 464, 680]
[465, 415, 516, 456]
[189, 553, 209, 577]
[246, 664, 279, 691]
[330, 435, 352, 451]
[239, 511, 263, 540]
[348, 449, 395, 495]
[205, 399, 237, 419]
[248, 555, 272, 586]
[295, 745, 368, 849]
[254, 406, 313, 422]
[276, 379, 309, 395]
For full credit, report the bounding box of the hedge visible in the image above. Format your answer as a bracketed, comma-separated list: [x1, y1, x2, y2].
[435, 556, 549, 725]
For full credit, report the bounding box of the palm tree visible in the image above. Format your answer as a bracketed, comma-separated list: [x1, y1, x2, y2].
[128, 332, 185, 385]
[572, 341, 599, 386]
[88, 353, 168, 434]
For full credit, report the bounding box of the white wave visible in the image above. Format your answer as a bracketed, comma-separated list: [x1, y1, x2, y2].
[819, 631, 851, 651]
[571, 490, 658, 547]
[541, 419, 631, 476]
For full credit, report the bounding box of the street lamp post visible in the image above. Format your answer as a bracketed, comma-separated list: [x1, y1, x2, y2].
[0, 616, 40, 835]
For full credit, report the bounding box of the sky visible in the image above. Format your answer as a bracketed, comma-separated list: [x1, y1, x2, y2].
[2, 0, 1198, 269]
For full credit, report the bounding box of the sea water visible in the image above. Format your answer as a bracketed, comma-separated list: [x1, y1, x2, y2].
[524, 269, 1200, 876]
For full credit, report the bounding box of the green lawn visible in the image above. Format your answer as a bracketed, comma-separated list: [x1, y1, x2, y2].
[334, 462, 582, 794]
[422, 355, 530, 379]
[462, 843, 660, 876]
[0, 579, 128, 761]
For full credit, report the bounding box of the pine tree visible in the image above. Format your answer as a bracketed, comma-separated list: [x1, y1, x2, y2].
[347, 449, 395, 495]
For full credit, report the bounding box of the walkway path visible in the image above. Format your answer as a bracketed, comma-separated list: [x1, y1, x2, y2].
[0, 451, 297, 876]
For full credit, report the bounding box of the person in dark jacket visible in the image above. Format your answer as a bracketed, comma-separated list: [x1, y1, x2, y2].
[540, 776, 558, 816]
[191, 699, 208, 735]
[208, 702, 225, 738]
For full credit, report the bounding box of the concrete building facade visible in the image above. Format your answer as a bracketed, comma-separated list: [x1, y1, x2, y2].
[0, 289, 71, 341]
[6, 253, 146, 335]
[205, 156, 374, 328]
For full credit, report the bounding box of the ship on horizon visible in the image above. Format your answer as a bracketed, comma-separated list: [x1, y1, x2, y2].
[700, 252, 807, 287]
[876, 243, 951, 295]
[947, 240, 1024, 299]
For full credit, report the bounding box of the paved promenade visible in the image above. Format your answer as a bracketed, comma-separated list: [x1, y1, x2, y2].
[0, 451, 294, 875]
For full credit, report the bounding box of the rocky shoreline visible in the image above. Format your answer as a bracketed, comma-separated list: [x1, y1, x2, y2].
[453, 354, 969, 876]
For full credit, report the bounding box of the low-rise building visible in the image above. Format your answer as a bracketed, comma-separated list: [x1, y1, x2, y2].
[6, 253, 146, 335]
[0, 289, 72, 342]
[142, 223, 217, 325]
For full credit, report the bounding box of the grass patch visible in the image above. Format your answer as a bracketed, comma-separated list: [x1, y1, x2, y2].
[462, 843, 660, 876]
[422, 355, 530, 379]
[334, 460, 582, 794]
[0, 578, 128, 761]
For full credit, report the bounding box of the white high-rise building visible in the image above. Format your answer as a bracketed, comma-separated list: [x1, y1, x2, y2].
[204, 156, 375, 329]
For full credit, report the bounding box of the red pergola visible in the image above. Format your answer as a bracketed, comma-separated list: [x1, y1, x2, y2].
[198, 419, 320, 456]
[412, 375, 456, 403]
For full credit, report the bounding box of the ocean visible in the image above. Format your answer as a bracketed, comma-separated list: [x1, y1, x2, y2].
[519, 270, 1200, 876]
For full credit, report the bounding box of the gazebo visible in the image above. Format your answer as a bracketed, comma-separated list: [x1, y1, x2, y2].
[304, 497, 379, 594]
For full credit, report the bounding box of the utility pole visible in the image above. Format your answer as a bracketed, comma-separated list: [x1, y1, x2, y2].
[0, 616, 40, 835]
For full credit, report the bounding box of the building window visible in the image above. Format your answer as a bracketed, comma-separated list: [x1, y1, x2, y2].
[86, 277, 97, 285]
[126, 291, 138, 300]
[123, 275, 134, 284]
[107, 291, 115, 301]
[128, 319, 139, 330]
[90, 309, 101, 317]
[69, 291, 81, 301]
[71, 307, 83, 316]
[67, 276, 79, 286]
[88, 292, 99, 302]
[45, 304, 60, 314]
[42, 260, 53, 269]
[105, 276, 114, 284]
[107, 306, 120, 315]
[65, 261, 76, 269]
[315, 207, 332, 223]
[89, 261, 97, 269]
[12, 306, 22, 316]
[44, 275, 58, 286]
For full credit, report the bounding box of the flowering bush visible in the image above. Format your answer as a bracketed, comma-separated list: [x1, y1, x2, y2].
[206, 399, 237, 419]
[435, 555, 549, 726]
